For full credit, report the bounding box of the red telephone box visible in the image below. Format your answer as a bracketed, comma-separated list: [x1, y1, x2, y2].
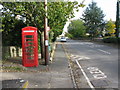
[22, 26, 38, 67]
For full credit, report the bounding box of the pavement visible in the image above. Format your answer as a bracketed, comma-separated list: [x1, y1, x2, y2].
[1, 42, 74, 89]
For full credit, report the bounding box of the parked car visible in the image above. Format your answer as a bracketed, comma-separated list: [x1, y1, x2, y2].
[60, 37, 67, 42]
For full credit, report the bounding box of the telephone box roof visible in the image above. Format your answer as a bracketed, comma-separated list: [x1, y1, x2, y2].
[22, 26, 37, 30]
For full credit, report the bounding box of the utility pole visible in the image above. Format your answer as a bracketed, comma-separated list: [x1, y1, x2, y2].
[44, 0, 49, 65]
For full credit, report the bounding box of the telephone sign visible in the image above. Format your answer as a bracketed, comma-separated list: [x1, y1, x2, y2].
[22, 26, 38, 67]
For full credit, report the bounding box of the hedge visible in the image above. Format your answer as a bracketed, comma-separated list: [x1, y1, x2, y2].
[102, 37, 120, 44]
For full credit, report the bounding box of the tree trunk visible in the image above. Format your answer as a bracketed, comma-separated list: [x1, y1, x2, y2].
[40, 31, 44, 59]
[116, 1, 119, 38]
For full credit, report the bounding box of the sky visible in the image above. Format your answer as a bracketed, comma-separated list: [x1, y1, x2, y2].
[0, 0, 117, 34]
[70, 0, 117, 21]
[0, 0, 117, 21]
[62, 0, 117, 34]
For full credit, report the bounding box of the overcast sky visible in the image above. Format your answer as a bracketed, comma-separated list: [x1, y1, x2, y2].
[69, 0, 117, 21]
[63, 0, 117, 33]
[0, 0, 117, 21]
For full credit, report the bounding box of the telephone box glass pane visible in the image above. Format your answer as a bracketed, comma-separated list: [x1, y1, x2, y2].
[26, 39, 33, 41]
[24, 35, 34, 62]
[25, 35, 33, 38]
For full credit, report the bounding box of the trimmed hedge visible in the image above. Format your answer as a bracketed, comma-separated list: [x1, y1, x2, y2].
[103, 37, 120, 44]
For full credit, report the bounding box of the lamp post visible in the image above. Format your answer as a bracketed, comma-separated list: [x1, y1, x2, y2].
[44, 0, 49, 65]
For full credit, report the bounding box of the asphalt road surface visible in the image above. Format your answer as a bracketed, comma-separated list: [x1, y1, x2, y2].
[63, 39, 119, 89]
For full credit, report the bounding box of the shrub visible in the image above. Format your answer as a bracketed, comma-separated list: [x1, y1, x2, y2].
[103, 37, 120, 44]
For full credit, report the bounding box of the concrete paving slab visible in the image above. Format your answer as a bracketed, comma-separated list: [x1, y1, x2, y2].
[2, 43, 73, 88]
[50, 77, 73, 88]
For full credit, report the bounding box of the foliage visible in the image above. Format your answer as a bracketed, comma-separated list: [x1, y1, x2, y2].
[65, 32, 73, 39]
[1, 2, 45, 30]
[1, 1, 83, 46]
[82, 1, 105, 38]
[2, 17, 26, 46]
[47, 1, 82, 41]
[115, 0, 120, 37]
[68, 19, 86, 39]
[103, 37, 120, 44]
[105, 19, 115, 36]
[3, 66, 26, 71]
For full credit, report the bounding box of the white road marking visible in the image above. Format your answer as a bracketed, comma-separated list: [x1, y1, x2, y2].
[90, 70, 103, 74]
[84, 57, 90, 59]
[87, 67, 98, 70]
[89, 46, 94, 48]
[70, 54, 90, 61]
[87, 67, 107, 79]
[70, 54, 74, 57]
[93, 74, 107, 79]
[73, 56, 79, 59]
[77, 58, 83, 60]
[98, 49, 111, 54]
[71, 54, 95, 89]
[88, 44, 104, 48]
[76, 60, 95, 90]
[84, 42, 94, 44]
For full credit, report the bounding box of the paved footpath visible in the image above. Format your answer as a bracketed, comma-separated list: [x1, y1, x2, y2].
[2, 43, 73, 88]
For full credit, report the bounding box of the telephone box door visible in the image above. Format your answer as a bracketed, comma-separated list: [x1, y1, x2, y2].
[22, 26, 38, 67]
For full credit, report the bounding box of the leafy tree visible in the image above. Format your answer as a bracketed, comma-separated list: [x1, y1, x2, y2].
[1, 1, 83, 42]
[2, 18, 26, 46]
[48, 1, 82, 41]
[1, 2, 45, 47]
[82, 1, 105, 38]
[68, 19, 86, 39]
[1, 1, 84, 59]
[65, 32, 73, 38]
[105, 19, 116, 36]
[115, 0, 120, 37]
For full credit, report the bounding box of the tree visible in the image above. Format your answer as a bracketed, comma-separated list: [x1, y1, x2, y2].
[1, 1, 85, 41]
[115, 0, 120, 37]
[68, 19, 86, 39]
[1, 1, 83, 41]
[1, 1, 84, 59]
[105, 19, 116, 36]
[1, 2, 45, 59]
[48, 1, 82, 41]
[82, 1, 105, 38]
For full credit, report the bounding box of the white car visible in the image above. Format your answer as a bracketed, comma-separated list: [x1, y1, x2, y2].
[60, 37, 67, 42]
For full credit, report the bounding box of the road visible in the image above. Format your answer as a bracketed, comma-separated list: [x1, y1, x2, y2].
[63, 39, 118, 89]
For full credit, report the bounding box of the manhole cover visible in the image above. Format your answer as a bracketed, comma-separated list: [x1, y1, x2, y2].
[91, 80, 108, 87]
